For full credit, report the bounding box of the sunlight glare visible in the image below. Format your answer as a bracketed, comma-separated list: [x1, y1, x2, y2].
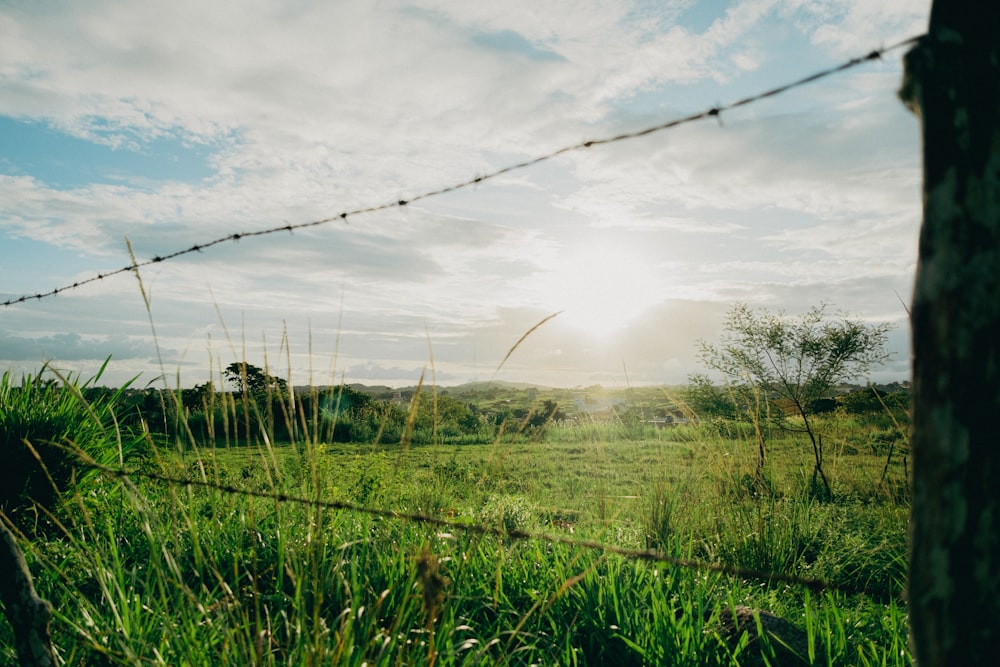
[544, 239, 661, 340]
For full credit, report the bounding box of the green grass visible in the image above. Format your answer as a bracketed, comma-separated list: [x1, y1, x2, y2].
[0, 360, 147, 526]
[1, 375, 912, 666]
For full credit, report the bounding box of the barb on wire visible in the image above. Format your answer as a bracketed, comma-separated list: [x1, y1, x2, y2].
[82, 457, 900, 604]
[1, 35, 923, 310]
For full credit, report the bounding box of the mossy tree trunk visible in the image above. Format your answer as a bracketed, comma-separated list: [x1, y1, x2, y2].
[900, 2, 1000, 664]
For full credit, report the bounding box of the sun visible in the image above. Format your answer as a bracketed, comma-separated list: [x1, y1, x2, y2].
[542, 239, 661, 340]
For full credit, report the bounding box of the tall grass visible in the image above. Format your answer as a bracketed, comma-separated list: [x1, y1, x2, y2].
[0, 362, 912, 666]
[0, 360, 146, 528]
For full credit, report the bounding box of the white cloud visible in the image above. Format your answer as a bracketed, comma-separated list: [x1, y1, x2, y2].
[786, 0, 930, 55]
[0, 0, 931, 387]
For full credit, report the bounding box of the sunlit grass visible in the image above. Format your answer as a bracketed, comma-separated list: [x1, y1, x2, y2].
[1, 364, 912, 666]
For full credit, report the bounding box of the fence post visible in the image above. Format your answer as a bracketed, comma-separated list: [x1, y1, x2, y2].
[0, 520, 56, 666]
[900, 2, 1000, 665]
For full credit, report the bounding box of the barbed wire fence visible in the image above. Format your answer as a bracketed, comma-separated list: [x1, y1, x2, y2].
[76, 453, 901, 604]
[2, 35, 921, 663]
[2, 34, 921, 309]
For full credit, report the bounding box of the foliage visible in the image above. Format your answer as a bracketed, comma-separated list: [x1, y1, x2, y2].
[701, 304, 891, 406]
[684, 374, 739, 422]
[698, 303, 891, 497]
[0, 360, 145, 526]
[179, 381, 216, 413]
[222, 361, 287, 397]
[837, 387, 908, 421]
[1, 365, 915, 666]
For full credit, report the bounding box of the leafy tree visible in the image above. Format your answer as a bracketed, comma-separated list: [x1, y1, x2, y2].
[698, 303, 890, 497]
[223, 362, 287, 397]
[319, 385, 373, 417]
[181, 381, 216, 413]
[424, 394, 488, 442]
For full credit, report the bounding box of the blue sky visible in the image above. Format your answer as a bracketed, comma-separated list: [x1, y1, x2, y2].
[0, 116, 217, 189]
[1, 0, 930, 388]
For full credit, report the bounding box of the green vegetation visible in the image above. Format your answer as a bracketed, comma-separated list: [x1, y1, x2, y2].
[0, 360, 147, 526]
[0, 364, 911, 666]
[695, 303, 892, 497]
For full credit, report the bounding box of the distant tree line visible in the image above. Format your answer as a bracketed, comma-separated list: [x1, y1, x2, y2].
[75, 363, 568, 448]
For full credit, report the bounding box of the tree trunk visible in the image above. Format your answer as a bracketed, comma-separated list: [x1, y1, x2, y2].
[901, 3, 1000, 664]
[796, 403, 831, 498]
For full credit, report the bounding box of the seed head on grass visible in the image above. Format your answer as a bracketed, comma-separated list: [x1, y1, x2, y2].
[416, 544, 450, 628]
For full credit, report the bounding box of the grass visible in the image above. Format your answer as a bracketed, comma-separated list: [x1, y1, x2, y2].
[0, 370, 912, 666]
[0, 360, 147, 527]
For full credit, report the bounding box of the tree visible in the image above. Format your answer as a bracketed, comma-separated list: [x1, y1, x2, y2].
[222, 362, 287, 397]
[422, 394, 483, 439]
[529, 399, 565, 429]
[900, 3, 1000, 663]
[180, 381, 215, 412]
[698, 303, 890, 497]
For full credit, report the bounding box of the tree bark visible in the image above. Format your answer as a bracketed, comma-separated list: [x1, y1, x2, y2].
[901, 3, 1000, 664]
[0, 520, 56, 667]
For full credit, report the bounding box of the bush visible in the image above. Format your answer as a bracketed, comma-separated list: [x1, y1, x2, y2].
[0, 362, 143, 525]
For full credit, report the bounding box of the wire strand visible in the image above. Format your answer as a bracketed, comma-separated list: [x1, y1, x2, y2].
[1, 34, 923, 309]
[81, 457, 901, 604]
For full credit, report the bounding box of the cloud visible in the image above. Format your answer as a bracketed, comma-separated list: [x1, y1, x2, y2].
[0, 1, 929, 388]
[0, 331, 168, 361]
[343, 361, 457, 384]
[783, 0, 930, 56]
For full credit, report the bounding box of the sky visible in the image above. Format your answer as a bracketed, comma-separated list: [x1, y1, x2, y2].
[0, 0, 931, 390]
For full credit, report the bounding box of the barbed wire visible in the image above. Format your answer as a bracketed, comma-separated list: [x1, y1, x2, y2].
[81, 457, 901, 604]
[1, 34, 923, 310]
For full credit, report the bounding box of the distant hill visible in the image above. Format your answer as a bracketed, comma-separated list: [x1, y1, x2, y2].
[290, 383, 393, 395]
[330, 380, 555, 395]
[347, 383, 394, 395]
[443, 380, 553, 392]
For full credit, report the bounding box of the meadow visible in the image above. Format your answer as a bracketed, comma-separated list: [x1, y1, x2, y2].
[0, 371, 911, 666]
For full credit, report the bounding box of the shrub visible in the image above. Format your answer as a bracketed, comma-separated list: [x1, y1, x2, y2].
[0, 361, 143, 525]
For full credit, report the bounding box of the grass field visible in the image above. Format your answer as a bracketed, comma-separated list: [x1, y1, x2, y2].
[1, 374, 911, 666]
